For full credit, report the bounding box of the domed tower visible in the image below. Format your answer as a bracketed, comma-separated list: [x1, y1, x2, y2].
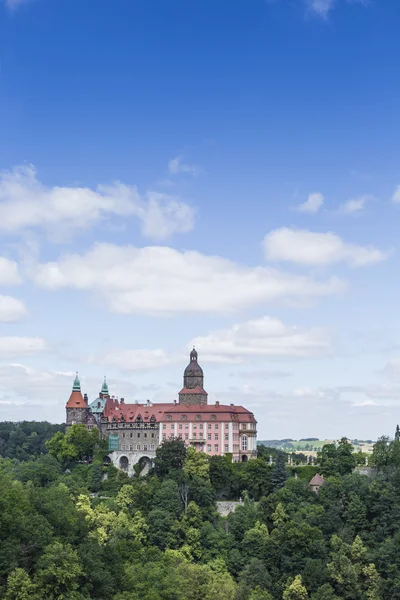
[66, 373, 88, 429]
[179, 348, 208, 405]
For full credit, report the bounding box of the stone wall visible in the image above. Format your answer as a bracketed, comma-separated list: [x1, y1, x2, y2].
[216, 501, 243, 517]
[109, 450, 155, 477]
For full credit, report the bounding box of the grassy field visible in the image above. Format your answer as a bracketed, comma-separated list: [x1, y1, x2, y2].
[258, 439, 375, 454]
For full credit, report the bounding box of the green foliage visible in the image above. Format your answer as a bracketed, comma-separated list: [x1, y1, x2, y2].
[0, 424, 400, 600]
[154, 437, 187, 477]
[184, 446, 210, 480]
[317, 438, 357, 477]
[0, 421, 64, 461]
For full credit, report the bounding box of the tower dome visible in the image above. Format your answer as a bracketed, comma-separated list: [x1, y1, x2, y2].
[184, 347, 203, 379]
[179, 347, 208, 405]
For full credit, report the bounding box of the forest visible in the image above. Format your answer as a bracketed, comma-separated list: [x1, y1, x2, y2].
[1, 422, 400, 600]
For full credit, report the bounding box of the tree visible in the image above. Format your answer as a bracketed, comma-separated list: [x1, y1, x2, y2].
[371, 436, 391, 470]
[184, 446, 210, 480]
[154, 438, 187, 477]
[271, 454, 288, 491]
[5, 568, 37, 600]
[34, 541, 84, 599]
[283, 575, 309, 600]
[46, 425, 99, 464]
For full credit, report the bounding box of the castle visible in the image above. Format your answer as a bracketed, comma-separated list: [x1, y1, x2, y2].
[66, 349, 258, 475]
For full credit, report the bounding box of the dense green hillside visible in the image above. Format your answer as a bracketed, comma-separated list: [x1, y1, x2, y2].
[0, 426, 399, 599]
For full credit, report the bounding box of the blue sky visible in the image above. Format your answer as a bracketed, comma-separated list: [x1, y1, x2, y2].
[1, 0, 400, 439]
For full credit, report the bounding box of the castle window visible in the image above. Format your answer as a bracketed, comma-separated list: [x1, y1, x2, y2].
[130, 433, 133, 438]
[193, 425, 197, 430]
[179, 424, 182, 429]
[208, 424, 212, 429]
[214, 445, 218, 452]
[150, 444, 155, 450]
[242, 423, 247, 430]
[210, 414, 216, 421]
[225, 434, 229, 441]
[167, 415, 172, 421]
[195, 414, 201, 420]
[208, 434, 211, 440]
[193, 433, 197, 438]
[207, 445, 211, 452]
[151, 433, 155, 438]
[181, 415, 187, 421]
[137, 433, 141, 438]
[225, 444, 229, 452]
[185, 434, 189, 440]
[215, 434, 218, 441]
[144, 444, 148, 451]
[163, 424, 166, 429]
[200, 424, 203, 429]
[137, 444, 141, 450]
[241, 435, 247, 451]
[225, 424, 229, 430]
[122, 433, 125, 438]
[185, 424, 189, 429]
[144, 433, 147, 438]
[129, 445, 133, 451]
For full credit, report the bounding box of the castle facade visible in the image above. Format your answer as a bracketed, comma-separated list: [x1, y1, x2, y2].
[66, 349, 257, 475]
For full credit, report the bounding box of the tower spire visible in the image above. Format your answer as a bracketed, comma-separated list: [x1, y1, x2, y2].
[101, 375, 109, 395]
[72, 371, 81, 392]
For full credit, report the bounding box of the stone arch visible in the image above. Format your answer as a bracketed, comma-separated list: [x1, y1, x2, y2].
[119, 455, 129, 471]
[103, 456, 111, 466]
[241, 455, 248, 463]
[138, 455, 152, 476]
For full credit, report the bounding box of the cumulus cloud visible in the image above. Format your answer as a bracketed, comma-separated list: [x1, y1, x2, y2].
[0, 336, 47, 357]
[87, 348, 182, 372]
[5, 0, 33, 8]
[263, 228, 390, 268]
[392, 186, 400, 204]
[0, 257, 21, 285]
[297, 192, 324, 214]
[0, 164, 194, 241]
[339, 195, 370, 214]
[190, 316, 331, 362]
[29, 243, 344, 315]
[0, 296, 27, 322]
[168, 156, 200, 177]
[308, 0, 335, 18]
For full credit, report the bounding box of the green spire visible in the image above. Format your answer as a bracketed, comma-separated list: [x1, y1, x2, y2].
[72, 372, 81, 392]
[101, 376, 109, 395]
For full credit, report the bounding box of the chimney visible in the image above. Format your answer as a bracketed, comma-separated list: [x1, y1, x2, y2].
[120, 398, 125, 404]
[174, 399, 177, 405]
[230, 403, 234, 407]
[215, 401, 220, 407]
[83, 393, 88, 405]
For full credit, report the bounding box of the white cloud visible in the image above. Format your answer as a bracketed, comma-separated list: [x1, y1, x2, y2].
[87, 348, 181, 372]
[339, 195, 370, 214]
[0, 257, 21, 285]
[308, 0, 335, 18]
[0, 164, 194, 241]
[0, 296, 27, 322]
[392, 185, 400, 204]
[0, 337, 47, 357]
[168, 156, 200, 177]
[190, 316, 331, 362]
[29, 242, 344, 315]
[263, 228, 390, 268]
[5, 0, 32, 8]
[297, 192, 324, 214]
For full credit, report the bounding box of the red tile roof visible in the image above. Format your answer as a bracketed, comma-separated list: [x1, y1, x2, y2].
[179, 386, 207, 395]
[309, 473, 325, 486]
[66, 391, 86, 409]
[101, 399, 256, 423]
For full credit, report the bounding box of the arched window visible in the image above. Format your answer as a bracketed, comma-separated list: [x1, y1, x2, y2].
[241, 435, 247, 451]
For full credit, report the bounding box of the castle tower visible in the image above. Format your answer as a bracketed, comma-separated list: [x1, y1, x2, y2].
[179, 348, 208, 405]
[66, 372, 88, 428]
